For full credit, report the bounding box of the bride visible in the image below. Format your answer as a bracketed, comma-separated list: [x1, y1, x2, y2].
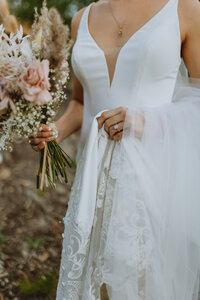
[30, 0, 200, 299]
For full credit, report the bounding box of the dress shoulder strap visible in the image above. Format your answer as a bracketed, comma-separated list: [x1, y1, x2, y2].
[76, 3, 94, 36]
[174, 0, 179, 10]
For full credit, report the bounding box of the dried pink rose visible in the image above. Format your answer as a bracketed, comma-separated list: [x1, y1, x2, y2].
[0, 78, 16, 114]
[17, 60, 52, 105]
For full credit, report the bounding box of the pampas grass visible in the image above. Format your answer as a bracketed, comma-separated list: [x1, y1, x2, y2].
[32, 0, 71, 86]
[0, 0, 18, 34]
[0, 0, 10, 19]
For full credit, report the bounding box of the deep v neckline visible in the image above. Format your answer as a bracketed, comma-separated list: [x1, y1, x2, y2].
[86, 0, 174, 89]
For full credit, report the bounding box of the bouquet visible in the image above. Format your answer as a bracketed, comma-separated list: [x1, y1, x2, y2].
[0, 1, 73, 190]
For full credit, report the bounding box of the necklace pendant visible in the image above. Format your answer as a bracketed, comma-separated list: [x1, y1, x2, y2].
[118, 28, 123, 37]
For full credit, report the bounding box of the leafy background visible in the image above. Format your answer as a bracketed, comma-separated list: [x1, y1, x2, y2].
[8, 0, 95, 25]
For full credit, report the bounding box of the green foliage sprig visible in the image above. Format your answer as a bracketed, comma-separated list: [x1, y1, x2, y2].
[8, 0, 97, 26]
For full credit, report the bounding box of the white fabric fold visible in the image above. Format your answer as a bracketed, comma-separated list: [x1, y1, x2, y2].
[56, 73, 200, 300]
[75, 112, 100, 232]
[102, 74, 200, 299]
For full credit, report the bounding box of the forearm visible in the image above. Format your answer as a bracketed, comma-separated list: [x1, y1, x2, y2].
[56, 99, 83, 142]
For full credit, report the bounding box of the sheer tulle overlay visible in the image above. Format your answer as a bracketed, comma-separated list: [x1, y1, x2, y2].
[102, 74, 200, 299]
[56, 73, 200, 300]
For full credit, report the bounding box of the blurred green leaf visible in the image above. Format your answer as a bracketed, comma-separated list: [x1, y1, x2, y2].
[19, 273, 58, 296]
[25, 236, 54, 249]
[8, 0, 97, 26]
[25, 237, 46, 249]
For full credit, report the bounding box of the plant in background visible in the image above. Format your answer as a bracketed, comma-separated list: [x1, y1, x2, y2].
[25, 237, 46, 250]
[25, 236, 54, 249]
[19, 273, 58, 296]
[8, 0, 96, 26]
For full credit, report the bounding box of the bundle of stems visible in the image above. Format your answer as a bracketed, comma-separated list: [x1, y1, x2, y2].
[37, 140, 74, 191]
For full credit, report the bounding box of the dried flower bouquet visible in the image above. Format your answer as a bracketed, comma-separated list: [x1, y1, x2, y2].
[0, 1, 73, 190]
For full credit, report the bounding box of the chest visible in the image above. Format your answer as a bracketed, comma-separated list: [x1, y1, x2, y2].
[88, 0, 174, 51]
[73, 1, 181, 93]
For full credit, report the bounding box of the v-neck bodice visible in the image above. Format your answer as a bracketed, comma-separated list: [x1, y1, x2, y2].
[87, 0, 176, 89]
[71, 0, 181, 156]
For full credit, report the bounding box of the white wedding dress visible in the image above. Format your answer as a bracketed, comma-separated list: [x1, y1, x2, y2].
[56, 0, 200, 299]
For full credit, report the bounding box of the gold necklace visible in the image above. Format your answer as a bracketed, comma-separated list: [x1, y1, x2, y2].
[109, 1, 126, 37]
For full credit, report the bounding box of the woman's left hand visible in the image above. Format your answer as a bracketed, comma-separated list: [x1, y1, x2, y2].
[97, 106, 127, 141]
[97, 106, 145, 141]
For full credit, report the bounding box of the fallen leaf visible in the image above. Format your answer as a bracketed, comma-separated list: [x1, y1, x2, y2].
[37, 252, 49, 262]
[20, 179, 31, 187]
[0, 168, 11, 180]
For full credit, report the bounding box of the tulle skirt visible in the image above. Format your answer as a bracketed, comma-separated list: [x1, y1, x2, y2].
[56, 75, 200, 300]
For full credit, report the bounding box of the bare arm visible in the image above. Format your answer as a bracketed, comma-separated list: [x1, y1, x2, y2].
[56, 8, 87, 141]
[30, 7, 86, 151]
[180, 0, 200, 77]
[56, 75, 84, 142]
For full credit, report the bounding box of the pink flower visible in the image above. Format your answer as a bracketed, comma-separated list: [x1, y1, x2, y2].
[17, 60, 52, 105]
[0, 78, 16, 114]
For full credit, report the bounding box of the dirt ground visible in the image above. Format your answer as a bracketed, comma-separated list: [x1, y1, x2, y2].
[0, 132, 77, 300]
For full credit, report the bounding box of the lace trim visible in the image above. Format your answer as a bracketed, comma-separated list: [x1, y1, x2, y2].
[56, 133, 153, 300]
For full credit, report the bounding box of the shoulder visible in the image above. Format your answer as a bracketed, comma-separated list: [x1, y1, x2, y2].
[88, 0, 108, 15]
[71, 7, 87, 43]
[179, 0, 200, 12]
[179, 0, 200, 38]
[71, 1, 107, 42]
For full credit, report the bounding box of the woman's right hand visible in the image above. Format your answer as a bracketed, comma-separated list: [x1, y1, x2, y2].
[29, 123, 61, 152]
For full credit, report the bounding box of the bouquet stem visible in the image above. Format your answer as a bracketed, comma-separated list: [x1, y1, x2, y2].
[39, 143, 48, 191]
[37, 141, 74, 191]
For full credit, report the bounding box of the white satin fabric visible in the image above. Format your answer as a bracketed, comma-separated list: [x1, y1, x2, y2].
[56, 1, 200, 299]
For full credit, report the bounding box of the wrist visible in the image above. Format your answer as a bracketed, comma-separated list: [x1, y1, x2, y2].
[54, 121, 66, 144]
[54, 100, 83, 143]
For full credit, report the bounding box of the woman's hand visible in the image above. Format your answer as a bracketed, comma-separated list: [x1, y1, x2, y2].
[97, 107, 145, 141]
[29, 122, 62, 152]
